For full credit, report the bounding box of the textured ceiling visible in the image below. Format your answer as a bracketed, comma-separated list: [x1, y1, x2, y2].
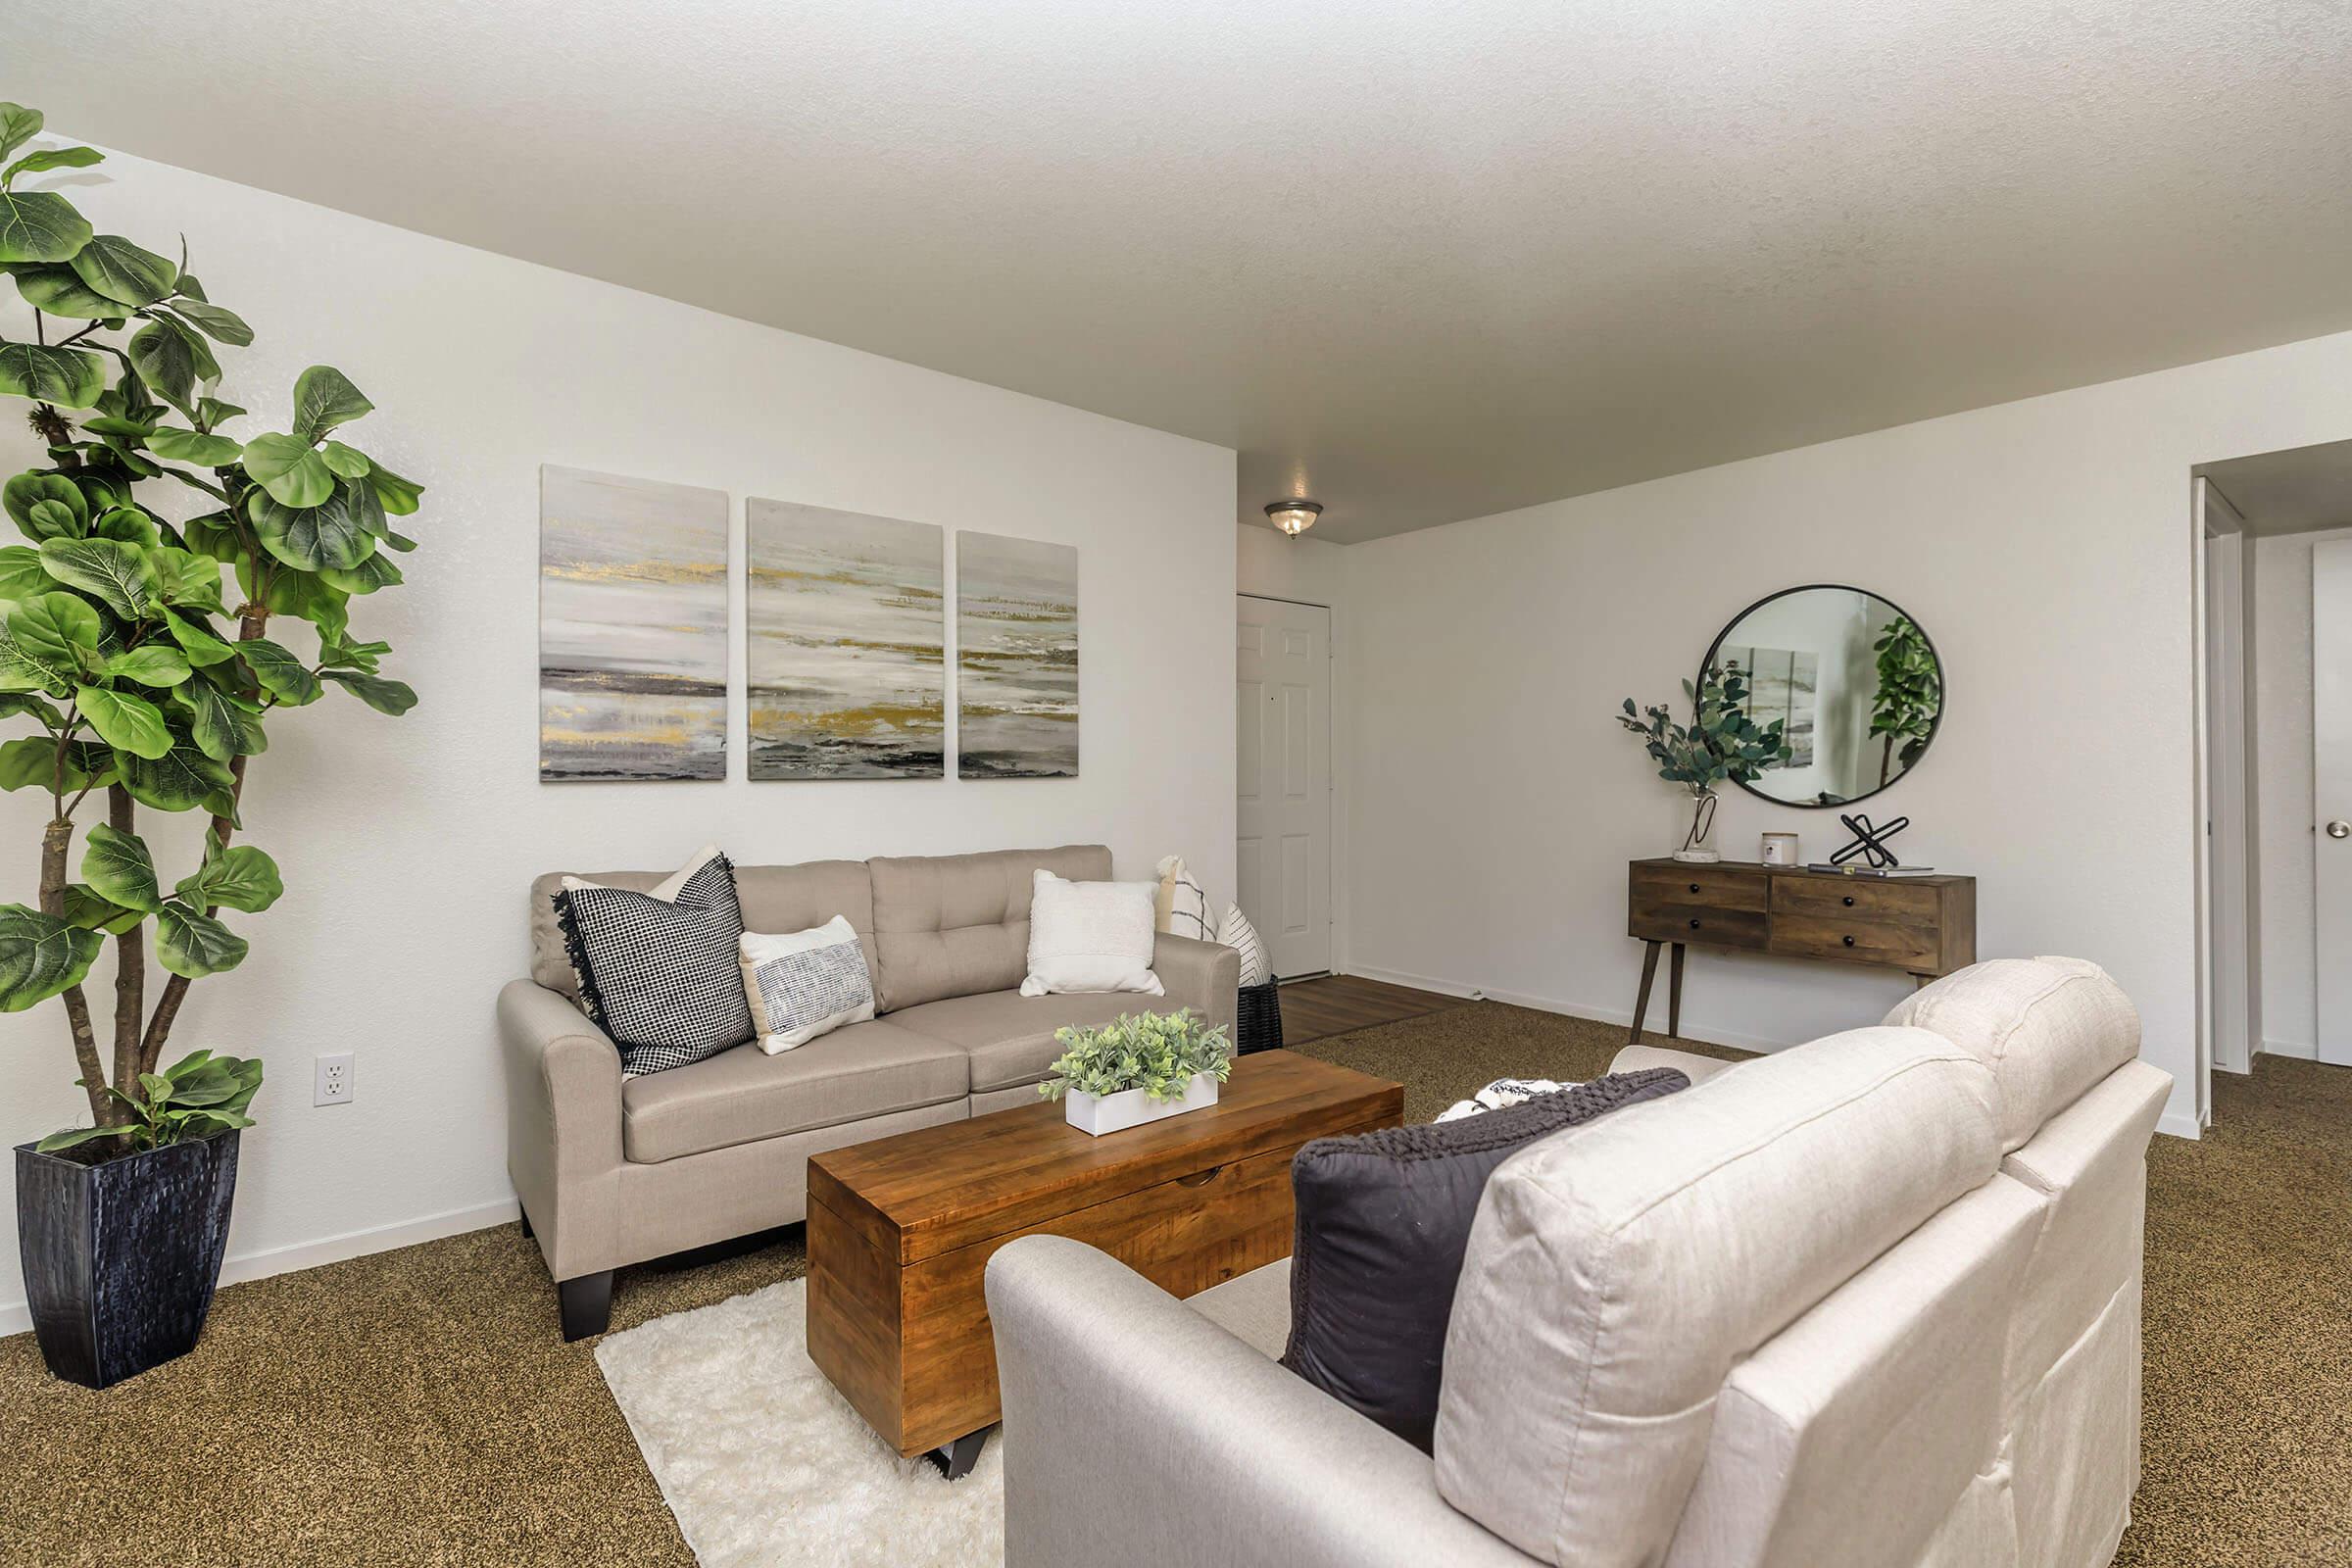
[14, 2, 2352, 542]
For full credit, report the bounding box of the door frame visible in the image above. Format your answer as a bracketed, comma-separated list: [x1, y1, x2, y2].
[2192, 477, 2257, 1128]
[1238, 592, 1341, 979]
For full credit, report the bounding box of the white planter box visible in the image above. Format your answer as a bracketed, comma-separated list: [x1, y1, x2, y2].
[1062, 1073, 1221, 1137]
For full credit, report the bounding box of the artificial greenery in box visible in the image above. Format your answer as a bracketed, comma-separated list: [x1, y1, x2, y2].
[0, 101, 421, 1149]
[1038, 1009, 1235, 1103]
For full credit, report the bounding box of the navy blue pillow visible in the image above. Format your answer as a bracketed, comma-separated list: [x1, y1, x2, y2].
[1280, 1068, 1690, 1450]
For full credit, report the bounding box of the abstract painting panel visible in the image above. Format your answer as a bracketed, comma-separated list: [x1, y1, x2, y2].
[539, 466, 729, 781]
[747, 499, 946, 779]
[1721, 644, 1818, 768]
[956, 532, 1078, 778]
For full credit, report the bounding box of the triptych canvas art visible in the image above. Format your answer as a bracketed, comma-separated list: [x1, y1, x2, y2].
[538, 466, 1078, 783]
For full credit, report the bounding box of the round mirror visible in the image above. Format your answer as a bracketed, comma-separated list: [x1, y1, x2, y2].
[1700, 585, 1942, 808]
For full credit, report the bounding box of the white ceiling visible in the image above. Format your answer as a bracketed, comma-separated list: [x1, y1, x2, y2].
[15, 2, 2352, 543]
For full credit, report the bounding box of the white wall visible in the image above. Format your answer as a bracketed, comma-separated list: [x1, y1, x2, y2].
[2251, 526, 2352, 1057]
[1344, 327, 2352, 1141]
[0, 148, 1236, 1327]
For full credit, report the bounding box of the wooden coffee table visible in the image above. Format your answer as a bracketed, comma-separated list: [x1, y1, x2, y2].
[806, 1049, 1402, 1476]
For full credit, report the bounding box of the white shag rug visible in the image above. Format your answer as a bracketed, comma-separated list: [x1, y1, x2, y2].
[596, 1277, 1003, 1568]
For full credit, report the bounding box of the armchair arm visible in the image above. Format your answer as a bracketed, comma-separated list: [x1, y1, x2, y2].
[1152, 933, 1240, 1035]
[985, 1237, 1530, 1568]
[497, 978, 624, 1278]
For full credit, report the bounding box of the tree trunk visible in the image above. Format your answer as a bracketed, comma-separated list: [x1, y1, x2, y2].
[109, 785, 145, 1097]
[41, 815, 113, 1125]
[139, 601, 270, 1078]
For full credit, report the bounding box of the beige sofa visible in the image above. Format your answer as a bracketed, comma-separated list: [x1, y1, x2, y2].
[499, 844, 1238, 1339]
[986, 956, 2166, 1568]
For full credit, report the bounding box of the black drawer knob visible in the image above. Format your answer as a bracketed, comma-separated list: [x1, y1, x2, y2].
[1689, 883, 1700, 894]
[1842, 934, 1857, 947]
[1689, 918, 1701, 930]
[1842, 895, 1855, 906]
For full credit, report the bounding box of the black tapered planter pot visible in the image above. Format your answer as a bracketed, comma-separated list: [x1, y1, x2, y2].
[15, 1129, 240, 1389]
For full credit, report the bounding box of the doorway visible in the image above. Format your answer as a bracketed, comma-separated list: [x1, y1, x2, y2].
[1237, 595, 1333, 979]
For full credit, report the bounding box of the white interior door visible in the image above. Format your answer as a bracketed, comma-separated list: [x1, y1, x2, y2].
[1238, 596, 1332, 979]
[2316, 538, 2352, 1065]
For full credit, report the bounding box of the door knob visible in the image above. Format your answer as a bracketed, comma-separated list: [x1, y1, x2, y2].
[2329, 820, 2351, 840]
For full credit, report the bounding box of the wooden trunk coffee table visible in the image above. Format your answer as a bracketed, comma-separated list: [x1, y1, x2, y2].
[806, 1049, 1402, 1476]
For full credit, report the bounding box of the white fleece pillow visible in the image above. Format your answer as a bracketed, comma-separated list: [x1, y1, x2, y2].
[1021, 869, 1164, 998]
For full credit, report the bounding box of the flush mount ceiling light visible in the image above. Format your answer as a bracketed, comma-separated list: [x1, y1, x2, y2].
[1265, 499, 1323, 538]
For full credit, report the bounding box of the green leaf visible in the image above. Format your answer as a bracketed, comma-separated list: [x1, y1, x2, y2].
[116, 720, 233, 811]
[0, 547, 54, 599]
[320, 668, 416, 715]
[165, 298, 252, 347]
[75, 684, 172, 759]
[0, 341, 104, 409]
[0, 736, 104, 791]
[154, 900, 247, 979]
[0, 189, 91, 264]
[151, 548, 225, 611]
[176, 844, 281, 913]
[236, 563, 346, 639]
[8, 590, 102, 671]
[318, 551, 402, 595]
[146, 426, 243, 466]
[239, 637, 321, 705]
[58, 882, 144, 935]
[0, 689, 63, 725]
[366, 461, 423, 516]
[248, 478, 379, 570]
[175, 677, 258, 760]
[162, 607, 236, 665]
[239, 432, 334, 508]
[2, 145, 102, 185]
[35, 1123, 129, 1153]
[0, 903, 102, 1011]
[290, 366, 372, 443]
[68, 234, 178, 307]
[90, 506, 159, 546]
[5, 262, 126, 319]
[128, 318, 199, 416]
[103, 645, 191, 688]
[40, 537, 158, 618]
[318, 440, 370, 479]
[195, 396, 244, 432]
[0, 105, 43, 166]
[82, 821, 163, 912]
[4, 474, 88, 540]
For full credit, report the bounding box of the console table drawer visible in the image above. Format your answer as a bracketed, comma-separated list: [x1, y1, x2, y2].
[1631, 865, 1768, 912]
[1770, 877, 1939, 921]
[1633, 906, 1768, 950]
[1769, 913, 1938, 969]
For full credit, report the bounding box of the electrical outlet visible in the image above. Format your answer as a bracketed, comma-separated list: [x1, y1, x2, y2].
[314, 1053, 354, 1106]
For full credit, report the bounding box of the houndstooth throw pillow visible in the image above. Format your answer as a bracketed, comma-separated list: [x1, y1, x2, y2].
[553, 847, 755, 1075]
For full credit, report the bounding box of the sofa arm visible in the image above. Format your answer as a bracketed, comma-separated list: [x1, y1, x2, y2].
[986, 1236, 1530, 1568]
[1153, 933, 1240, 1034]
[497, 978, 625, 1279]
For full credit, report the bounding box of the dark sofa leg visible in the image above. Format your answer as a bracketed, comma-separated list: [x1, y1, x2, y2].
[517, 1206, 534, 1240]
[559, 1270, 614, 1342]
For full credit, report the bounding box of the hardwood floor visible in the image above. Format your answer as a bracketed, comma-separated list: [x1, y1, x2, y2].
[1276, 973, 1471, 1047]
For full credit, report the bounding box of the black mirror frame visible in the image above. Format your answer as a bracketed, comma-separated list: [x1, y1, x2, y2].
[1697, 582, 1945, 810]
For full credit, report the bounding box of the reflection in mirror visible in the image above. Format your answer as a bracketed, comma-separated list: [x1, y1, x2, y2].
[1703, 586, 1941, 808]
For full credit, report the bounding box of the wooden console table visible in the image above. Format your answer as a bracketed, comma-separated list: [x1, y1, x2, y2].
[1626, 858, 1976, 1043]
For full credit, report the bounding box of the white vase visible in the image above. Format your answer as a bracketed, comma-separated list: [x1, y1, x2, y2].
[1063, 1073, 1221, 1137]
[1672, 790, 1722, 863]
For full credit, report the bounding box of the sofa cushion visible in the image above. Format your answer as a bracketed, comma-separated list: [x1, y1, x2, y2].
[867, 845, 1111, 1011]
[889, 987, 1143, 1093]
[1284, 1069, 1691, 1453]
[1433, 1026, 2001, 1568]
[619, 1018, 968, 1163]
[530, 858, 878, 999]
[1883, 956, 2140, 1152]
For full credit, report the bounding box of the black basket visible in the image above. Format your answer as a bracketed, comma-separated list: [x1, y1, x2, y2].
[1235, 980, 1283, 1055]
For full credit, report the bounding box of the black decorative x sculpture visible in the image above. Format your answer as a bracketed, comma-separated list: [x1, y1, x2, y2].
[1831, 812, 1909, 869]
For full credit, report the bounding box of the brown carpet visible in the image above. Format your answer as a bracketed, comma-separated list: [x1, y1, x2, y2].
[0, 1004, 2344, 1565]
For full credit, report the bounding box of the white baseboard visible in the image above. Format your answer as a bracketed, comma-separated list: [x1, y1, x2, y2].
[2261, 1037, 2318, 1061]
[1339, 963, 1803, 1056]
[0, 1196, 518, 1339]
[2157, 1109, 2206, 1142]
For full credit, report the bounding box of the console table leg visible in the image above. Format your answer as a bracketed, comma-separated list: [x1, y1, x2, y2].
[1629, 940, 1662, 1044]
[1668, 943, 1687, 1039]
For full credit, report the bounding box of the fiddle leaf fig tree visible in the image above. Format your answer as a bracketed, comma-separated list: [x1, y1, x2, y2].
[0, 104, 420, 1151]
